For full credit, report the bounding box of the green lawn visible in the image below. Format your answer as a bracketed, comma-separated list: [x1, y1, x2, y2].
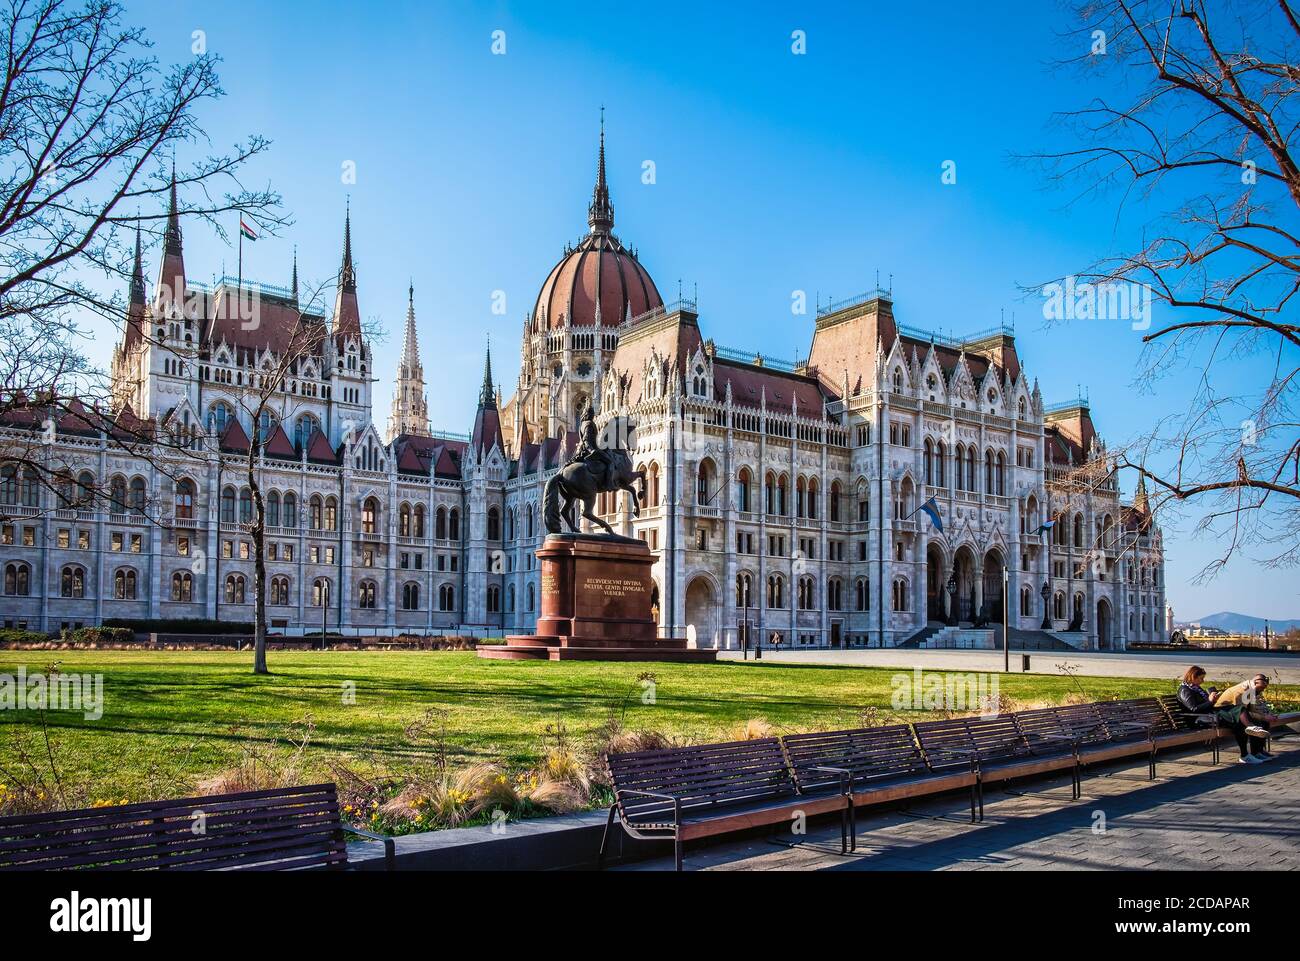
[0, 650, 1286, 808]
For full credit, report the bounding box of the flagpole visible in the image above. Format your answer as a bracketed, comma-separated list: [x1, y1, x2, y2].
[237, 211, 243, 293]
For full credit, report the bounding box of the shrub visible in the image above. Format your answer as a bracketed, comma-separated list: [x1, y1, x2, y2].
[64, 626, 135, 645]
[103, 617, 255, 635]
[0, 629, 50, 646]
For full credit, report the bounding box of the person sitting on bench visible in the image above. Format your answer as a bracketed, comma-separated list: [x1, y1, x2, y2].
[1214, 674, 1278, 764]
[1176, 666, 1218, 721]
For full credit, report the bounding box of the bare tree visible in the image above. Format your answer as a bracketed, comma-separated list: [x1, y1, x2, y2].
[0, 0, 285, 516]
[224, 277, 383, 675]
[1029, 0, 1300, 576]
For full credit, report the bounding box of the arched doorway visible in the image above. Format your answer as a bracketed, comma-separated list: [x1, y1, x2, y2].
[952, 545, 977, 624]
[982, 549, 1005, 624]
[685, 576, 718, 649]
[1097, 598, 1112, 649]
[926, 544, 946, 622]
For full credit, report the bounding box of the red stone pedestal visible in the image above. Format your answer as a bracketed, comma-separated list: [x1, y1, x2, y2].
[478, 534, 717, 662]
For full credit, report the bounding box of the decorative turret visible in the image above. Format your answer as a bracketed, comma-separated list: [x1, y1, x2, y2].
[588, 108, 614, 234]
[471, 340, 504, 460]
[386, 282, 430, 441]
[332, 204, 362, 344]
[155, 165, 186, 310]
[479, 339, 496, 409]
[1133, 474, 1150, 514]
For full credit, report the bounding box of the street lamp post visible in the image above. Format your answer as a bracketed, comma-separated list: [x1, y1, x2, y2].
[1002, 567, 1010, 672]
[1040, 580, 1052, 631]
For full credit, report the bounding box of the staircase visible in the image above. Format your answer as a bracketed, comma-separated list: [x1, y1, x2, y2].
[899, 623, 1076, 651]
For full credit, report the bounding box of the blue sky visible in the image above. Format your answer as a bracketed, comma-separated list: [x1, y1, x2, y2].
[103, 0, 1294, 620]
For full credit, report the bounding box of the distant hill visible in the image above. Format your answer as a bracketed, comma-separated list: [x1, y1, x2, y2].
[1192, 611, 1300, 633]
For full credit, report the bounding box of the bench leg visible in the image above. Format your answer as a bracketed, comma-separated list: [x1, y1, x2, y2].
[969, 783, 977, 822]
[976, 779, 984, 822]
[1148, 743, 1157, 780]
[674, 831, 683, 872]
[597, 805, 617, 871]
[849, 801, 857, 853]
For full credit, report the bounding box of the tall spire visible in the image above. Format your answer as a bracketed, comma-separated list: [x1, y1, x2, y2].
[129, 222, 145, 305]
[290, 247, 299, 305]
[332, 204, 363, 343]
[340, 199, 356, 292]
[402, 282, 420, 376]
[479, 339, 496, 409]
[587, 107, 614, 234]
[156, 161, 186, 307]
[386, 281, 429, 441]
[1133, 473, 1150, 514]
[164, 161, 182, 255]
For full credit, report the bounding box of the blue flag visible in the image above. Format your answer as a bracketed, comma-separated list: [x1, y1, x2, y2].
[1032, 518, 1056, 537]
[916, 496, 943, 533]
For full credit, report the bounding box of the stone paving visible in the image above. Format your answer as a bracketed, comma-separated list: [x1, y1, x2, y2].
[618, 731, 1300, 871]
[716, 647, 1300, 684]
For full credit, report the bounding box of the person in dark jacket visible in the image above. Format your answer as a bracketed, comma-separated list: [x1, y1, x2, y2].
[1177, 665, 1218, 716]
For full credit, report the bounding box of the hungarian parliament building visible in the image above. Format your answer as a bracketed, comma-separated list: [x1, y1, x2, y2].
[0, 133, 1167, 650]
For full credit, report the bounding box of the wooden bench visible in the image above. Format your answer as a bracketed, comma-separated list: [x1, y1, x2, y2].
[913, 714, 1079, 819]
[601, 738, 850, 871]
[783, 725, 978, 848]
[0, 783, 394, 871]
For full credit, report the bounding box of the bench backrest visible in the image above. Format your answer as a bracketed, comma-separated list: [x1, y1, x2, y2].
[1012, 707, 1076, 754]
[0, 783, 348, 871]
[913, 714, 1031, 770]
[606, 738, 795, 825]
[1049, 702, 1112, 746]
[1097, 697, 1176, 740]
[1157, 693, 1215, 731]
[783, 725, 930, 793]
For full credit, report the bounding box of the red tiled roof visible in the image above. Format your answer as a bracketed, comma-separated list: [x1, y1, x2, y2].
[219, 417, 250, 453]
[262, 423, 296, 459]
[533, 232, 661, 332]
[714, 359, 831, 413]
[203, 290, 327, 358]
[305, 430, 337, 464]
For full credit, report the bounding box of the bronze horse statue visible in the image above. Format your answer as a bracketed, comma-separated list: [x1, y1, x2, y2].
[543, 448, 645, 536]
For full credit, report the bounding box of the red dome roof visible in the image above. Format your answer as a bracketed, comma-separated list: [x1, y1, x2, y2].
[533, 232, 661, 331]
[532, 123, 662, 331]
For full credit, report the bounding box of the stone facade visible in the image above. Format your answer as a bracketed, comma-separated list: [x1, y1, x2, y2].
[0, 141, 1166, 649]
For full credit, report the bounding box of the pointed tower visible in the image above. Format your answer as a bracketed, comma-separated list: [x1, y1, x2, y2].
[471, 340, 504, 460]
[125, 222, 146, 344]
[588, 108, 614, 234]
[333, 204, 363, 344]
[386, 282, 430, 441]
[330, 204, 371, 444]
[156, 165, 186, 312]
[290, 248, 299, 306]
[1133, 474, 1150, 514]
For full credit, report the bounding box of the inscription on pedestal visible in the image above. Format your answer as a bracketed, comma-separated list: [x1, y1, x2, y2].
[582, 576, 646, 600]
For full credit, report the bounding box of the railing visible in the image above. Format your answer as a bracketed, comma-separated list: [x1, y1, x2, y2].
[896, 321, 1015, 349]
[624, 297, 698, 328]
[816, 288, 892, 317]
[1044, 395, 1090, 413]
[713, 345, 802, 372]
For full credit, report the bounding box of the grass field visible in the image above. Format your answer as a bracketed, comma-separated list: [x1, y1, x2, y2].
[3, 648, 1288, 816]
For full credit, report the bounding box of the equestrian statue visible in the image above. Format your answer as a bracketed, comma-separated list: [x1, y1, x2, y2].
[542, 401, 645, 536]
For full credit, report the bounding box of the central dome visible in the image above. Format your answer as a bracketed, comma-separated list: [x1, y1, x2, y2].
[532, 127, 662, 331]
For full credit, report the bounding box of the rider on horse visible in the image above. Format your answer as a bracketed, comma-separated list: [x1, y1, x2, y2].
[571, 399, 617, 486]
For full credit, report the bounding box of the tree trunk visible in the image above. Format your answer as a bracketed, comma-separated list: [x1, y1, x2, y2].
[248, 451, 269, 674]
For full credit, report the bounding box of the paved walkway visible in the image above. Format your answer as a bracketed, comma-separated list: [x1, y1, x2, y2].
[618, 733, 1300, 871]
[717, 647, 1300, 683]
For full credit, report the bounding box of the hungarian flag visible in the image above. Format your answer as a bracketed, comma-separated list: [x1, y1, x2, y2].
[239, 217, 258, 241]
